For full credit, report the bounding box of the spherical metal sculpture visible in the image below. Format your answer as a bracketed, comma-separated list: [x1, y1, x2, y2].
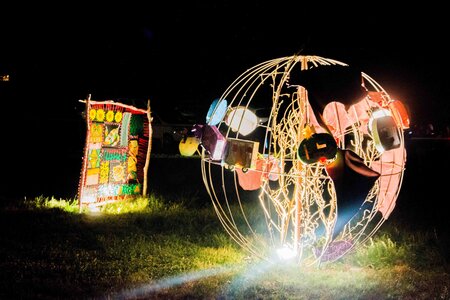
[199, 55, 408, 266]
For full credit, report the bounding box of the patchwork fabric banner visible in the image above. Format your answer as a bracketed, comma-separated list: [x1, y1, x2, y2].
[78, 99, 150, 208]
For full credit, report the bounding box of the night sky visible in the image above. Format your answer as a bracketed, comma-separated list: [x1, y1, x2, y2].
[0, 3, 448, 198]
[1, 5, 447, 120]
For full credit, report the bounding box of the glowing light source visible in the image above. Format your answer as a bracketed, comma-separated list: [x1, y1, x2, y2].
[200, 124, 227, 161]
[276, 245, 297, 261]
[368, 108, 401, 153]
[179, 136, 200, 156]
[389, 100, 410, 129]
[298, 133, 338, 165]
[88, 205, 101, 213]
[368, 108, 391, 128]
[225, 106, 258, 136]
[206, 98, 228, 126]
[224, 138, 259, 170]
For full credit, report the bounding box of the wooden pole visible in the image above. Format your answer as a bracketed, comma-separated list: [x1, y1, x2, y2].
[143, 99, 153, 196]
[78, 94, 91, 211]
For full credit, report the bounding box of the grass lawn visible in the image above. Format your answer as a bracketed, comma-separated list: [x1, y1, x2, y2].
[1, 195, 449, 299]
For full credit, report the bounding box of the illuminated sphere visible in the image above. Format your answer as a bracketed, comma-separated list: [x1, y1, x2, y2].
[200, 55, 408, 266]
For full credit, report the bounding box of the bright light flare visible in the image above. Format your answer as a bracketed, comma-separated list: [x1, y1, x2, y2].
[276, 245, 297, 261]
[225, 106, 258, 136]
[113, 265, 236, 299]
[88, 205, 101, 213]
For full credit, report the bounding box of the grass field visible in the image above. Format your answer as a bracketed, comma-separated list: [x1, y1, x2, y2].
[0, 139, 447, 298]
[0, 195, 448, 299]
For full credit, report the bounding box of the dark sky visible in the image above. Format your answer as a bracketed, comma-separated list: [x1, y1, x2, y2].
[1, 4, 447, 125]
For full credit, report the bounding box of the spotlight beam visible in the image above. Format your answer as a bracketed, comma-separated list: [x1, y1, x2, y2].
[112, 265, 237, 299]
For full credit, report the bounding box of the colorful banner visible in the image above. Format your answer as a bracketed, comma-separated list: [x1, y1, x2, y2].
[78, 100, 150, 208]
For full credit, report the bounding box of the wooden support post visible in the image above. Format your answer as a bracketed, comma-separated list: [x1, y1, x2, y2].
[143, 99, 153, 197]
[78, 94, 91, 211]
